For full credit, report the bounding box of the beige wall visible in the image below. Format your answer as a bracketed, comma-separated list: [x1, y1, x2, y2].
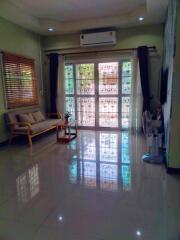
[42, 24, 164, 110]
[0, 17, 43, 142]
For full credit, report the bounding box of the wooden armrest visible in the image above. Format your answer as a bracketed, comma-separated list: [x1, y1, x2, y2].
[9, 122, 31, 130]
[19, 122, 32, 127]
[47, 112, 62, 119]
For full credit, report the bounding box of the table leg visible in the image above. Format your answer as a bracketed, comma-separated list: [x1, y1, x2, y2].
[68, 126, 71, 140]
[56, 125, 59, 141]
[75, 121, 78, 136]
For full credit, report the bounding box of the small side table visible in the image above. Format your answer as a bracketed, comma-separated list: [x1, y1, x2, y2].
[56, 120, 77, 143]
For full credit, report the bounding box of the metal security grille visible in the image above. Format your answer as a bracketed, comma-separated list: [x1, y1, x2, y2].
[65, 59, 132, 130]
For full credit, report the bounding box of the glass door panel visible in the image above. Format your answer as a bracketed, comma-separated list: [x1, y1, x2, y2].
[122, 61, 132, 94]
[77, 97, 95, 127]
[76, 64, 95, 95]
[99, 62, 118, 95]
[98, 62, 119, 128]
[65, 97, 75, 120]
[121, 96, 130, 129]
[65, 65, 74, 95]
[121, 61, 132, 129]
[76, 64, 95, 127]
[65, 64, 75, 120]
[99, 97, 118, 128]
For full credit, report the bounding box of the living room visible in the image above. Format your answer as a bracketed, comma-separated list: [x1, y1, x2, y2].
[0, 0, 180, 239]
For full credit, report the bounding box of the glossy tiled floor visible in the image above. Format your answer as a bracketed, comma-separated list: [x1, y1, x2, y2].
[0, 130, 180, 240]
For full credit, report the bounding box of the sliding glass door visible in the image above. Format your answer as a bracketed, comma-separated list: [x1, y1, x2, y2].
[65, 59, 132, 130]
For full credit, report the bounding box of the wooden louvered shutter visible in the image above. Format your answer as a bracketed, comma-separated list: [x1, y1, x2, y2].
[3, 52, 38, 109]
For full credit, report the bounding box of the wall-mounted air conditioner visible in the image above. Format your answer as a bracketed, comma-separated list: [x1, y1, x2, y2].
[80, 30, 117, 47]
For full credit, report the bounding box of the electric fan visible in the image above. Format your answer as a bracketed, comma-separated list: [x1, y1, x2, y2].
[142, 111, 163, 163]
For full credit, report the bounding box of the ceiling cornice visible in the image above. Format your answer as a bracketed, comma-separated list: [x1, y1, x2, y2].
[0, 0, 40, 32]
[39, 4, 146, 35]
[0, 0, 168, 35]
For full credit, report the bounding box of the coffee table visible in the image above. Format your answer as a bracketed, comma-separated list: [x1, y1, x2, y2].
[56, 120, 78, 143]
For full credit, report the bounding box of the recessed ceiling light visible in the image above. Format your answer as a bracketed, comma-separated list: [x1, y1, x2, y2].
[139, 17, 144, 21]
[48, 27, 54, 32]
[136, 230, 142, 237]
[58, 215, 63, 221]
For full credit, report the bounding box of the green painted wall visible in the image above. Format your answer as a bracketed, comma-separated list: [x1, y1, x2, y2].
[0, 19, 164, 143]
[42, 24, 163, 53]
[162, 0, 177, 166]
[168, 1, 180, 168]
[0, 17, 43, 142]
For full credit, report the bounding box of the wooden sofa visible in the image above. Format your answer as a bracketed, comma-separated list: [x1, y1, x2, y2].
[5, 107, 63, 147]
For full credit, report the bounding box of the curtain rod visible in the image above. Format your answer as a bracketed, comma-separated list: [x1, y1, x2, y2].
[45, 46, 157, 56]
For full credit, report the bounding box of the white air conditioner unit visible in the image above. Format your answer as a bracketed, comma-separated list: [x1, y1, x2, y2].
[80, 31, 117, 47]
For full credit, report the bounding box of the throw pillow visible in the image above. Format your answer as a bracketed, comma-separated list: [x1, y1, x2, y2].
[27, 113, 36, 124]
[33, 111, 45, 122]
[18, 113, 32, 124]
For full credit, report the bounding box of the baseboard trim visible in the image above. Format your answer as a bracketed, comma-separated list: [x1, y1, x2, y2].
[166, 167, 180, 175]
[165, 156, 180, 174]
[0, 140, 8, 147]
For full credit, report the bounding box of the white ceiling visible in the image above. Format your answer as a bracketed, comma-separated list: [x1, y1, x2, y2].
[0, 0, 168, 35]
[8, 0, 145, 21]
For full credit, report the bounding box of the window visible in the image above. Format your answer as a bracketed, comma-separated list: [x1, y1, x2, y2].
[3, 52, 38, 109]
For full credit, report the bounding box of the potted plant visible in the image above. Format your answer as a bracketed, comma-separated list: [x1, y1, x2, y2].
[64, 111, 71, 124]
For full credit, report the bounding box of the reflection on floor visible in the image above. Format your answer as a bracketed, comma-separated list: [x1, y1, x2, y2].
[16, 164, 39, 206]
[69, 132, 131, 192]
[0, 130, 180, 240]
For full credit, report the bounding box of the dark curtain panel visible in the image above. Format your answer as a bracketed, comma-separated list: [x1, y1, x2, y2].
[160, 67, 168, 104]
[49, 53, 59, 113]
[137, 46, 150, 111]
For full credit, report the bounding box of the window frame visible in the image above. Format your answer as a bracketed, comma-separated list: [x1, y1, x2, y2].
[2, 52, 39, 109]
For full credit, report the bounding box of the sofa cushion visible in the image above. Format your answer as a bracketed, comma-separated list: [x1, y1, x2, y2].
[30, 119, 63, 134]
[5, 107, 42, 124]
[18, 113, 33, 124]
[33, 111, 45, 122]
[27, 113, 36, 124]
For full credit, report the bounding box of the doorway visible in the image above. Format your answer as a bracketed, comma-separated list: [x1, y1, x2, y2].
[65, 59, 132, 130]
